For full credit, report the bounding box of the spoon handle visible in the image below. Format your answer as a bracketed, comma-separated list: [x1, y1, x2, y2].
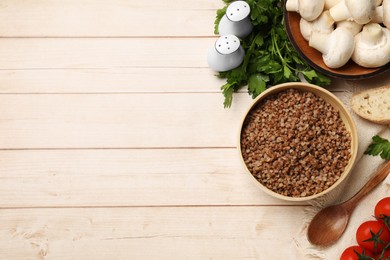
[344, 160, 390, 212]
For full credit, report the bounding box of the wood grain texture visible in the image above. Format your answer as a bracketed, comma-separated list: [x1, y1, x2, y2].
[0, 37, 352, 95]
[0, 68, 225, 93]
[0, 93, 252, 149]
[0, 91, 350, 149]
[0, 38, 213, 69]
[0, 206, 307, 259]
[0, 0, 222, 37]
[0, 0, 337, 258]
[0, 149, 301, 208]
[0, 67, 351, 94]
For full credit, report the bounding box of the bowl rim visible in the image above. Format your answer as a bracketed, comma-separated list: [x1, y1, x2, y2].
[238, 82, 358, 201]
[283, 9, 390, 80]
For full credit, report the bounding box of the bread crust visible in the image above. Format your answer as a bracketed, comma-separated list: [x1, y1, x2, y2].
[350, 86, 390, 125]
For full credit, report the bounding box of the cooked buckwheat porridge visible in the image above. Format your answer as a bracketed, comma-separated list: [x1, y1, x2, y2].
[240, 88, 352, 197]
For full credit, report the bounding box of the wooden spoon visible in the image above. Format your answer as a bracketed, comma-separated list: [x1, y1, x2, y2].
[307, 160, 390, 247]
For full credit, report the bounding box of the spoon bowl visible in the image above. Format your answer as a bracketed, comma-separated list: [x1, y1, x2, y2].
[307, 205, 350, 246]
[307, 160, 390, 246]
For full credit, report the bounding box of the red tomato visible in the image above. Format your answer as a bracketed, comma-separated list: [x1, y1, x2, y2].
[374, 250, 390, 260]
[383, 250, 390, 260]
[340, 245, 374, 260]
[356, 221, 390, 254]
[375, 197, 390, 221]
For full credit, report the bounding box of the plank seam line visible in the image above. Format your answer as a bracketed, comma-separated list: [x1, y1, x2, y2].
[0, 36, 218, 39]
[0, 204, 308, 210]
[0, 90, 346, 95]
[0, 147, 237, 151]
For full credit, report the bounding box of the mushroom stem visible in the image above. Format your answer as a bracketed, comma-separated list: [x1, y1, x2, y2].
[352, 23, 390, 68]
[375, 0, 383, 6]
[360, 23, 384, 46]
[336, 20, 363, 36]
[315, 11, 335, 29]
[300, 11, 335, 41]
[371, 6, 383, 23]
[286, 0, 299, 12]
[330, 0, 375, 24]
[329, 1, 350, 22]
[286, 0, 325, 21]
[309, 32, 330, 54]
[309, 28, 355, 68]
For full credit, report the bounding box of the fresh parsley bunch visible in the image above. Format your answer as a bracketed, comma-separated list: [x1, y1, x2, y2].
[214, 0, 331, 107]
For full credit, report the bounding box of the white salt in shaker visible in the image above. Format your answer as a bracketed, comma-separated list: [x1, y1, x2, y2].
[207, 34, 245, 72]
[218, 1, 253, 39]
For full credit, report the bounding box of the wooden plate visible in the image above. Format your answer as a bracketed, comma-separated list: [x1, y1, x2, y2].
[284, 11, 390, 79]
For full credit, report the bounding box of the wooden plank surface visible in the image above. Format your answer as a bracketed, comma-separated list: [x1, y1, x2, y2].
[0, 37, 357, 95]
[0, 91, 352, 149]
[0, 0, 335, 258]
[0, 38, 213, 69]
[0, 149, 300, 208]
[0, 0, 222, 37]
[0, 67, 354, 94]
[0, 206, 307, 259]
[0, 68, 225, 93]
[0, 93, 253, 149]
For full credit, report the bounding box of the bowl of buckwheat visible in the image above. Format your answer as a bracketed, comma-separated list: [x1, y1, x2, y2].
[239, 82, 358, 201]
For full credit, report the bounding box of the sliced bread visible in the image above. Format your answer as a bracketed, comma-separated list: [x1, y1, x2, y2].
[350, 86, 390, 125]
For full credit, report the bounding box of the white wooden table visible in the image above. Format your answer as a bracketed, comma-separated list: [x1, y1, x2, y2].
[1, 0, 381, 259]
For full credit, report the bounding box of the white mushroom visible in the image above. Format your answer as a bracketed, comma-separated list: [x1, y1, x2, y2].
[329, 0, 376, 24]
[375, 0, 383, 6]
[371, 5, 383, 23]
[324, 0, 342, 10]
[286, 0, 325, 21]
[309, 27, 355, 68]
[352, 23, 390, 68]
[300, 11, 335, 41]
[336, 20, 363, 35]
[383, 0, 390, 28]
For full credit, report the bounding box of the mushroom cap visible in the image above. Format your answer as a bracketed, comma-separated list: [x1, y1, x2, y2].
[299, 0, 325, 21]
[299, 11, 335, 41]
[375, 0, 383, 6]
[383, 0, 390, 28]
[336, 20, 363, 36]
[300, 18, 312, 41]
[322, 27, 355, 68]
[371, 5, 384, 24]
[345, 0, 376, 24]
[324, 0, 342, 10]
[352, 24, 390, 68]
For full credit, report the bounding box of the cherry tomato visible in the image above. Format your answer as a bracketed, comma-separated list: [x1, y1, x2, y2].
[375, 197, 390, 222]
[374, 250, 390, 260]
[340, 245, 374, 260]
[356, 221, 390, 254]
[382, 250, 390, 260]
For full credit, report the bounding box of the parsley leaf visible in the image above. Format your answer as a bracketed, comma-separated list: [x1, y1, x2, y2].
[248, 73, 268, 98]
[213, 0, 331, 107]
[214, 6, 227, 34]
[365, 135, 390, 160]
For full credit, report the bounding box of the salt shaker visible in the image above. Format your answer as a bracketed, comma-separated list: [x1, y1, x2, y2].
[207, 34, 245, 72]
[218, 1, 253, 39]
